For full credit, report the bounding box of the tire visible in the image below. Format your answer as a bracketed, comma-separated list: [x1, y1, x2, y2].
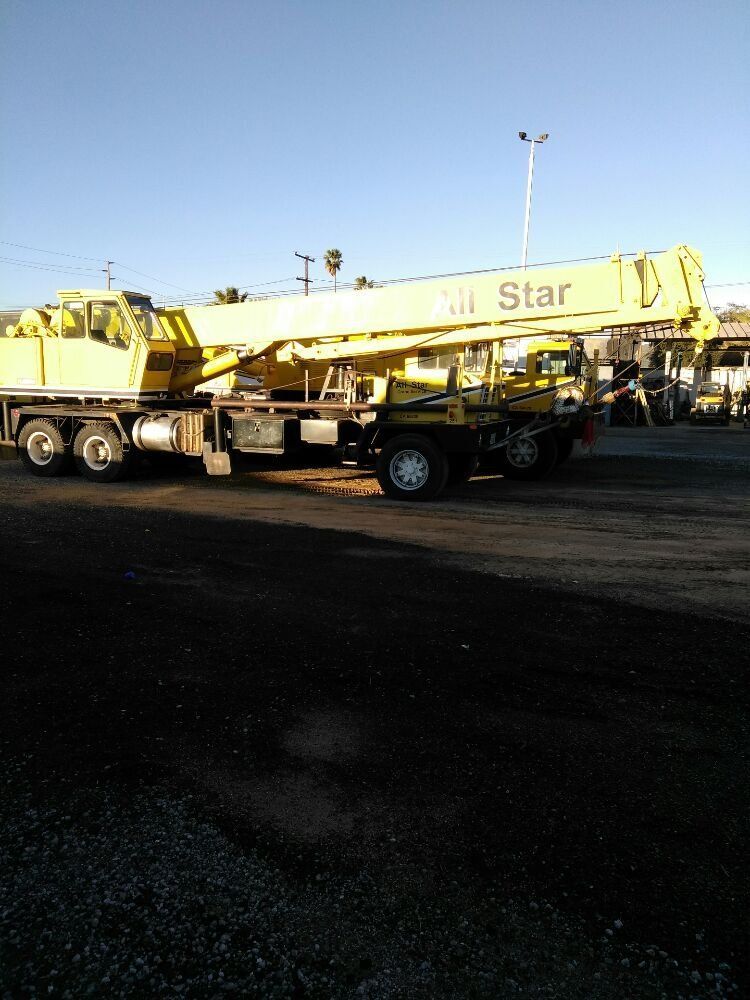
[554, 435, 574, 466]
[376, 434, 449, 501]
[18, 419, 71, 477]
[498, 430, 558, 481]
[73, 422, 131, 483]
[446, 453, 479, 486]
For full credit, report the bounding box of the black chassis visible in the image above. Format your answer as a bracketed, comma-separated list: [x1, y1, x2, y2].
[9, 401, 205, 453]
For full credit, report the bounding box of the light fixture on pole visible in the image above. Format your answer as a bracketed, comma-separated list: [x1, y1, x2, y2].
[518, 132, 549, 269]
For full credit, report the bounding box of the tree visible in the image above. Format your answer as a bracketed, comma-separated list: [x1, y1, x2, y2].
[716, 302, 750, 323]
[213, 286, 248, 305]
[353, 275, 375, 290]
[650, 302, 750, 369]
[650, 338, 705, 371]
[323, 248, 343, 292]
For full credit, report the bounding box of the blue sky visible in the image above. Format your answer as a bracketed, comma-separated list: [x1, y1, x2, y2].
[1, 0, 748, 309]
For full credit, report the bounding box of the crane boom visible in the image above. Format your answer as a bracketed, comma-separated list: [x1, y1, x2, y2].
[161, 246, 719, 366]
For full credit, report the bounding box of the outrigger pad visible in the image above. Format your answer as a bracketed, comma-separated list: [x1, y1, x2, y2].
[202, 443, 231, 476]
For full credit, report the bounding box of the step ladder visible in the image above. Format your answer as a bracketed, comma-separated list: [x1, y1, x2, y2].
[635, 386, 655, 427]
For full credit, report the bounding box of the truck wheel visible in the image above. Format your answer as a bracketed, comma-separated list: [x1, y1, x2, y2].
[18, 419, 71, 477]
[73, 422, 130, 483]
[499, 430, 558, 480]
[376, 434, 449, 501]
[446, 453, 479, 485]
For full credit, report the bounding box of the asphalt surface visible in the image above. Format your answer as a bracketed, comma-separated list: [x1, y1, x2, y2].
[0, 424, 748, 998]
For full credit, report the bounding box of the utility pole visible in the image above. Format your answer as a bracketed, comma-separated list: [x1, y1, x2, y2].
[103, 260, 112, 290]
[295, 252, 315, 296]
[517, 132, 549, 268]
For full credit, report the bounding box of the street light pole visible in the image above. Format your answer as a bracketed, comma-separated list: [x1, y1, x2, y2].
[518, 132, 549, 269]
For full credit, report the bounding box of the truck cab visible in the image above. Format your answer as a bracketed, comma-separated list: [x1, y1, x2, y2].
[0, 291, 175, 400]
[386, 337, 585, 416]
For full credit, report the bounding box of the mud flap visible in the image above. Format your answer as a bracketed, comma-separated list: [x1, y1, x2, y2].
[202, 443, 231, 476]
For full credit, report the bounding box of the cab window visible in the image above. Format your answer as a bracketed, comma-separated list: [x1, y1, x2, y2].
[61, 301, 85, 339]
[465, 342, 489, 373]
[535, 350, 569, 375]
[89, 301, 133, 350]
[127, 296, 168, 341]
[418, 348, 456, 370]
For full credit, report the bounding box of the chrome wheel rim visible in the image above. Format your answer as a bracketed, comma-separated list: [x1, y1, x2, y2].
[389, 449, 429, 490]
[82, 435, 112, 472]
[27, 431, 55, 466]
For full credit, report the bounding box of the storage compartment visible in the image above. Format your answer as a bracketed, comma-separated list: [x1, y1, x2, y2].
[230, 413, 300, 454]
[300, 418, 340, 445]
[0, 337, 46, 387]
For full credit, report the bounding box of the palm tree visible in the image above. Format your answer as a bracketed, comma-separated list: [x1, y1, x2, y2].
[324, 248, 343, 292]
[353, 275, 375, 290]
[213, 286, 248, 305]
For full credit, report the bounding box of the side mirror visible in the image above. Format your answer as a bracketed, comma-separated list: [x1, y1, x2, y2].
[567, 344, 583, 377]
[446, 363, 460, 396]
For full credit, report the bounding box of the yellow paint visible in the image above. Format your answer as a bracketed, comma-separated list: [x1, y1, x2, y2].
[0, 246, 720, 402]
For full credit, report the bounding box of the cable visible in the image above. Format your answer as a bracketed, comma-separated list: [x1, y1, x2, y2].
[0, 257, 104, 278]
[113, 261, 196, 294]
[0, 240, 102, 261]
[157, 277, 299, 306]
[0, 254, 101, 271]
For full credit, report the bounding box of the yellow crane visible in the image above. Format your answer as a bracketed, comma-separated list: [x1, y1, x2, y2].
[0, 245, 719, 499]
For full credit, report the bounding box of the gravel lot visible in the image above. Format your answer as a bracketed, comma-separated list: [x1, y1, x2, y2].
[0, 425, 748, 998]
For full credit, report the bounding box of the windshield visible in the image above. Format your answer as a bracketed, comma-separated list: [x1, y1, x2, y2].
[127, 296, 168, 341]
[536, 350, 569, 375]
[700, 383, 721, 394]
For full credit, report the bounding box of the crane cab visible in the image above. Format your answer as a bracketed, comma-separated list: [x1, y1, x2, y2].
[0, 291, 176, 401]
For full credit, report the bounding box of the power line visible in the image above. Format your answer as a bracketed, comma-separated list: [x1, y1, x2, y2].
[0, 257, 103, 277]
[0, 240, 102, 261]
[156, 276, 299, 306]
[0, 254, 102, 272]
[113, 261, 197, 293]
[0, 240, 197, 295]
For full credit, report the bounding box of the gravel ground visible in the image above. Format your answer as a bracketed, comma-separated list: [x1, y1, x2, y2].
[0, 429, 748, 998]
[1, 763, 740, 999]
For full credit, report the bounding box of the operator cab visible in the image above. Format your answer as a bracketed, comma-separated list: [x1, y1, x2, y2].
[59, 292, 169, 346]
[698, 382, 722, 395]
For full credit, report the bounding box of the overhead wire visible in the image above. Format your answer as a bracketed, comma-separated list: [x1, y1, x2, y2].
[0, 240, 102, 261]
[0, 256, 104, 277]
[113, 261, 196, 293]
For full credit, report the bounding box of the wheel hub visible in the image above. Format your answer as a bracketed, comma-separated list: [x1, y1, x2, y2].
[83, 436, 112, 471]
[390, 449, 429, 490]
[27, 431, 54, 466]
[507, 436, 538, 468]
